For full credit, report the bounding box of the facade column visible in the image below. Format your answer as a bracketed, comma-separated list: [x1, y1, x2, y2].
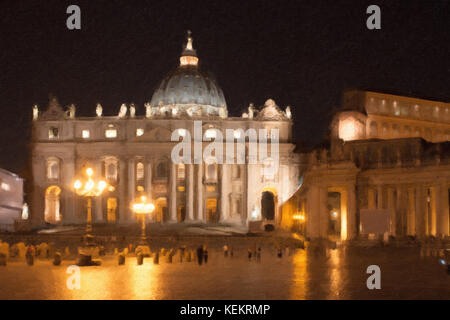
[168, 163, 177, 222]
[62, 157, 76, 224]
[94, 161, 103, 222]
[377, 185, 383, 209]
[145, 162, 152, 199]
[127, 158, 135, 222]
[185, 164, 194, 221]
[415, 184, 426, 237]
[346, 183, 357, 239]
[319, 186, 329, 238]
[436, 183, 449, 237]
[195, 163, 204, 221]
[368, 188, 376, 209]
[118, 158, 127, 223]
[220, 164, 228, 222]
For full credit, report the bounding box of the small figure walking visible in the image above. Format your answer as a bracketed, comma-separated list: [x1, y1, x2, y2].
[277, 247, 283, 259]
[256, 247, 261, 262]
[223, 245, 228, 257]
[248, 248, 253, 261]
[203, 245, 208, 264]
[196, 245, 203, 265]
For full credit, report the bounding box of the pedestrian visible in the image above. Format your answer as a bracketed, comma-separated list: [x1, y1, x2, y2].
[230, 245, 233, 257]
[257, 247, 261, 262]
[277, 247, 282, 259]
[248, 248, 252, 261]
[203, 245, 208, 264]
[223, 244, 228, 257]
[196, 245, 203, 265]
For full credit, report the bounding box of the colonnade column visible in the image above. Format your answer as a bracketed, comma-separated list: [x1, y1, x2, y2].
[387, 187, 396, 236]
[168, 163, 177, 222]
[436, 183, 449, 237]
[377, 185, 383, 209]
[186, 164, 194, 221]
[414, 184, 426, 237]
[407, 187, 415, 235]
[346, 183, 357, 239]
[319, 186, 329, 238]
[306, 185, 320, 239]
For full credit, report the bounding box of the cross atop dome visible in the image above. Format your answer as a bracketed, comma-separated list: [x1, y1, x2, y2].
[180, 30, 199, 67]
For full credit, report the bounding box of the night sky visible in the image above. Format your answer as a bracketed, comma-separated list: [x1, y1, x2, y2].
[0, 0, 449, 175]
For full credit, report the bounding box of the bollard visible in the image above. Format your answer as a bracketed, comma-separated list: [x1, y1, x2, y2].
[118, 253, 125, 265]
[0, 253, 6, 266]
[137, 253, 144, 265]
[26, 253, 34, 266]
[153, 252, 159, 265]
[53, 252, 62, 266]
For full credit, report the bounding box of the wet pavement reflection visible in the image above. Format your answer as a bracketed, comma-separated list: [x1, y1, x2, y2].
[0, 246, 448, 299]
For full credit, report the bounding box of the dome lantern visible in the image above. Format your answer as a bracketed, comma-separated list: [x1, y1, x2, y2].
[180, 30, 199, 67]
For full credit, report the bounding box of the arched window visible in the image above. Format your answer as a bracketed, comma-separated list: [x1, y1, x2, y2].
[156, 161, 168, 179]
[369, 121, 378, 138]
[136, 162, 144, 181]
[104, 158, 118, 181]
[47, 158, 60, 180]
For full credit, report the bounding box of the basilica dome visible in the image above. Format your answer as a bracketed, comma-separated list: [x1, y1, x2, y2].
[149, 32, 227, 118]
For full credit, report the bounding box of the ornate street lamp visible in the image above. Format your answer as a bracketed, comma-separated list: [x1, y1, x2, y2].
[73, 167, 108, 237]
[132, 195, 155, 243]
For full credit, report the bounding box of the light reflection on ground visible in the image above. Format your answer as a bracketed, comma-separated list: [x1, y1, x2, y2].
[0, 246, 448, 299]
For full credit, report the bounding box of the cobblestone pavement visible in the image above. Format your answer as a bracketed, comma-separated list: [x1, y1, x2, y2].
[0, 246, 448, 299]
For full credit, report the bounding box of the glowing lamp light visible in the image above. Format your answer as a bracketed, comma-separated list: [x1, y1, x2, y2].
[331, 210, 338, 219]
[251, 207, 260, 221]
[339, 119, 358, 141]
[293, 213, 305, 222]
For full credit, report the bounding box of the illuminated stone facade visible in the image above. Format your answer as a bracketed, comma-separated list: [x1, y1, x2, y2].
[282, 90, 450, 240]
[30, 34, 299, 229]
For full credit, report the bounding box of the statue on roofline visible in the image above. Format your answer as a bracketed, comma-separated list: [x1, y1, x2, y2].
[118, 103, 127, 118]
[96, 103, 103, 117]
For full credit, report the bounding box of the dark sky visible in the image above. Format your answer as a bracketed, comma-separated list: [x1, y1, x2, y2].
[0, 0, 449, 174]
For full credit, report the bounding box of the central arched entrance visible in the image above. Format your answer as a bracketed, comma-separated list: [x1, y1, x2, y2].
[261, 191, 275, 220]
[45, 185, 61, 224]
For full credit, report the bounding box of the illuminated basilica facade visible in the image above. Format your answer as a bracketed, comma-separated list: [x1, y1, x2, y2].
[30, 33, 450, 239]
[30, 34, 299, 229]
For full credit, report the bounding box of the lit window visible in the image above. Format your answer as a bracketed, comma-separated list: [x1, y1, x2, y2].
[177, 164, 185, 179]
[1, 182, 10, 191]
[339, 119, 357, 141]
[82, 130, 90, 139]
[48, 127, 59, 139]
[136, 162, 144, 180]
[105, 159, 118, 181]
[178, 128, 187, 137]
[205, 129, 217, 139]
[105, 126, 117, 138]
[136, 128, 144, 137]
[47, 159, 59, 180]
